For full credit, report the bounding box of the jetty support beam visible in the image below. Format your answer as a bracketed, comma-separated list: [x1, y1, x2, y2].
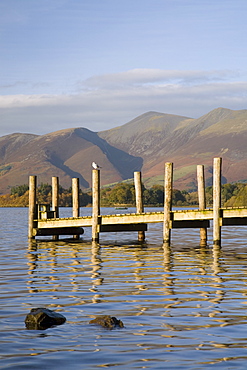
[134, 171, 145, 241]
[213, 157, 222, 246]
[92, 169, 100, 242]
[197, 165, 207, 246]
[35, 227, 84, 236]
[28, 175, 37, 239]
[163, 162, 173, 245]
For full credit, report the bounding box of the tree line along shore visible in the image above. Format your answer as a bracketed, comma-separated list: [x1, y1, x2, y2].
[0, 181, 247, 208]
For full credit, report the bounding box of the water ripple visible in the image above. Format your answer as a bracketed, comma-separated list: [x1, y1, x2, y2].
[1, 207, 247, 369]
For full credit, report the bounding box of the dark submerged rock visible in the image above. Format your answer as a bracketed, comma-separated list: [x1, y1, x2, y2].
[89, 315, 124, 329]
[25, 308, 66, 330]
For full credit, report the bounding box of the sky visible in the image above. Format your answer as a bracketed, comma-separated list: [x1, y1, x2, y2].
[0, 0, 247, 136]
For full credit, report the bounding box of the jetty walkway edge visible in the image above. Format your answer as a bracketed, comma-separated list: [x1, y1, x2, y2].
[28, 158, 247, 246]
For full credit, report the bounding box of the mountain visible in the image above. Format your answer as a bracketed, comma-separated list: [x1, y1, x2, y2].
[0, 128, 142, 194]
[0, 107, 247, 194]
[99, 108, 247, 189]
[98, 111, 191, 156]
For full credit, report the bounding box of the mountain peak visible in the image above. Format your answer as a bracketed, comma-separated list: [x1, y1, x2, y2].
[199, 107, 233, 121]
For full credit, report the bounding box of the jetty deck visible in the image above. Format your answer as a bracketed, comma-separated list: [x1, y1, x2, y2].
[28, 158, 247, 246]
[34, 207, 247, 232]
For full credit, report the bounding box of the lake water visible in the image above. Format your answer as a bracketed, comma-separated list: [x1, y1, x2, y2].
[1, 207, 247, 369]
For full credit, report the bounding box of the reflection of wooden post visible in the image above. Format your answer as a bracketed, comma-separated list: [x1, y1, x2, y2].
[134, 171, 145, 241]
[92, 169, 100, 242]
[213, 157, 222, 246]
[197, 165, 207, 246]
[28, 175, 37, 239]
[163, 162, 173, 245]
[52, 176, 59, 240]
[72, 178, 80, 239]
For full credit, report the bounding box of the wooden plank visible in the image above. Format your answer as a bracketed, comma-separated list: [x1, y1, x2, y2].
[36, 207, 247, 231]
[222, 218, 247, 226]
[101, 212, 163, 224]
[35, 227, 84, 236]
[37, 216, 93, 228]
[172, 220, 210, 229]
[223, 208, 247, 218]
[173, 209, 213, 221]
[99, 224, 148, 232]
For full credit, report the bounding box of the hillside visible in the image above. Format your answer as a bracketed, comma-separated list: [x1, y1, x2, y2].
[0, 107, 247, 194]
[98, 111, 191, 156]
[99, 108, 247, 189]
[0, 128, 142, 194]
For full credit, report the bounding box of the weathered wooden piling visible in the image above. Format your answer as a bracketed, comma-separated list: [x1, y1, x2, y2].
[213, 157, 222, 246]
[163, 162, 173, 245]
[52, 176, 59, 240]
[52, 176, 59, 218]
[134, 171, 145, 241]
[72, 177, 80, 239]
[197, 165, 207, 246]
[92, 169, 100, 242]
[28, 175, 37, 239]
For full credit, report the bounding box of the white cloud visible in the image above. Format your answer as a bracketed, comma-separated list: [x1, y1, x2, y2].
[82, 69, 238, 88]
[0, 69, 246, 136]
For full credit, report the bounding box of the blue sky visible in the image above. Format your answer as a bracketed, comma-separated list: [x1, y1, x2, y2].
[0, 0, 246, 136]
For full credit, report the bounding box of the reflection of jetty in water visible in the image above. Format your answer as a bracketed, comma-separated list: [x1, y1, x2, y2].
[26, 239, 247, 340]
[26, 240, 104, 305]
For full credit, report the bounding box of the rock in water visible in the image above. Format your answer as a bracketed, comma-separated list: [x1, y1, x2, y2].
[25, 308, 66, 330]
[89, 315, 124, 329]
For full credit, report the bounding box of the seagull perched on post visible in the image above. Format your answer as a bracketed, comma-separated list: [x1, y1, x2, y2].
[92, 161, 101, 169]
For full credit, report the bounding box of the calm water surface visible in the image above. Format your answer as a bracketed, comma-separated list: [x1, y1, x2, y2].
[1, 207, 247, 369]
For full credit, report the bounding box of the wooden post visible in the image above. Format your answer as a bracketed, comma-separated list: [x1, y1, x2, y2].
[163, 162, 173, 245]
[28, 175, 37, 239]
[52, 176, 59, 240]
[92, 169, 100, 242]
[134, 171, 145, 241]
[197, 165, 207, 246]
[213, 157, 222, 246]
[72, 178, 80, 239]
[52, 177, 59, 218]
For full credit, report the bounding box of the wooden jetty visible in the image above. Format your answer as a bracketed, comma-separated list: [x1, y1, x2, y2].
[28, 157, 247, 246]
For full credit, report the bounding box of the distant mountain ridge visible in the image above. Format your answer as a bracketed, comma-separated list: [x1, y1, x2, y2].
[0, 107, 247, 194]
[0, 128, 142, 194]
[99, 107, 247, 189]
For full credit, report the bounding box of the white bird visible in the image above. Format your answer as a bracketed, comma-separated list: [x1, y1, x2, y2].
[92, 161, 101, 169]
